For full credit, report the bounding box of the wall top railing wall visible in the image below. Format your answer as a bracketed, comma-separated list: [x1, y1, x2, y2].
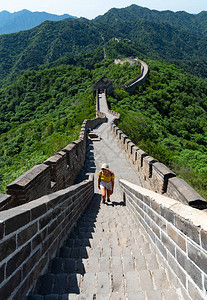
[119, 179, 207, 300]
[0, 98, 107, 211]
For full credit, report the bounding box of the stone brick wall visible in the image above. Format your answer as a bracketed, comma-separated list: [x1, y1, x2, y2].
[111, 120, 206, 207]
[114, 58, 149, 94]
[119, 179, 207, 300]
[0, 174, 94, 299]
[1, 109, 106, 210]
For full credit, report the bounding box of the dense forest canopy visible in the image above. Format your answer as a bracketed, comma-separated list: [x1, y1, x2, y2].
[1, 5, 207, 88]
[0, 5, 206, 198]
[107, 60, 207, 198]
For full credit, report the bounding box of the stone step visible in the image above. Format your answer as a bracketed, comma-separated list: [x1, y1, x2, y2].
[58, 246, 91, 259]
[49, 258, 76, 274]
[26, 288, 183, 300]
[34, 273, 82, 295]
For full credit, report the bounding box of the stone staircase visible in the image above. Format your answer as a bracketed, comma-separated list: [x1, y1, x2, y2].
[26, 195, 184, 300]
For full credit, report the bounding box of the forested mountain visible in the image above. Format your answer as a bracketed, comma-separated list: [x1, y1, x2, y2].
[95, 5, 207, 36]
[0, 5, 206, 197]
[0, 5, 207, 88]
[0, 9, 76, 35]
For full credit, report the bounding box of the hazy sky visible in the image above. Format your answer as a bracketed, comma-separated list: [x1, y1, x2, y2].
[1, 0, 206, 19]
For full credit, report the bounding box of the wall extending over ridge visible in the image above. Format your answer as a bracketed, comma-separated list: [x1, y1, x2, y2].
[114, 58, 149, 94]
[0, 56, 206, 299]
[110, 119, 206, 208]
[106, 58, 206, 208]
[119, 180, 207, 300]
[0, 111, 107, 211]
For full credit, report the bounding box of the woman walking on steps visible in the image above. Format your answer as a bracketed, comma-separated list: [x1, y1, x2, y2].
[98, 163, 115, 204]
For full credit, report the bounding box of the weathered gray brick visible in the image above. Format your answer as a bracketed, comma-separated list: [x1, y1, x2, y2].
[128, 291, 145, 300]
[187, 241, 207, 275]
[188, 280, 205, 300]
[167, 224, 186, 252]
[161, 231, 176, 257]
[0, 269, 22, 300]
[176, 247, 203, 290]
[6, 243, 31, 277]
[17, 222, 38, 247]
[175, 215, 200, 245]
[0, 235, 16, 261]
[2, 209, 30, 235]
[201, 229, 207, 251]
[151, 269, 170, 289]
[122, 255, 134, 272]
[146, 290, 162, 300]
[99, 257, 110, 272]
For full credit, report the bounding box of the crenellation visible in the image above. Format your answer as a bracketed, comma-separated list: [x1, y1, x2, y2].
[132, 146, 139, 164]
[6, 164, 51, 207]
[127, 141, 135, 158]
[120, 133, 128, 150]
[167, 177, 206, 207]
[136, 149, 148, 171]
[151, 162, 176, 194]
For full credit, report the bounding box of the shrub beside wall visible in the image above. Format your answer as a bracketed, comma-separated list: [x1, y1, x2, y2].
[111, 120, 206, 208]
[0, 114, 106, 211]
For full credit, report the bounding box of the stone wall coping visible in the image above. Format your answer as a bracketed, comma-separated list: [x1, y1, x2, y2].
[153, 162, 176, 177]
[0, 193, 11, 206]
[7, 164, 49, 188]
[168, 177, 206, 202]
[0, 177, 93, 226]
[44, 153, 63, 165]
[143, 156, 157, 164]
[137, 149, 148, 156]
[62, 143, 76, 152]
[120, 179, 207, 230]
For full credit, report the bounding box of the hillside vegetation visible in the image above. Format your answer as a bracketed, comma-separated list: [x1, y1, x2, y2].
[0, 5, 207, 199]
[1, 5, 207, 88]
[0, 61, 141, 192]
[0, 65, 95, 192]
[107, 60, 207, 198]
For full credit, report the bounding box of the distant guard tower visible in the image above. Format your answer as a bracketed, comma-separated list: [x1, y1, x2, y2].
[93, 76, 113, 96]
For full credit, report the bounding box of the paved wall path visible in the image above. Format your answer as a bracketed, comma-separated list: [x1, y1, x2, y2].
[27, 93, 188, 299]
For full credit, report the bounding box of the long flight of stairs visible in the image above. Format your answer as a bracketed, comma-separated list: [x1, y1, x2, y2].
[26, 195, 184, 300]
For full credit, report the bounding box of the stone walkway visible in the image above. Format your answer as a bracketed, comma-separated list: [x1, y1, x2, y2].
[27, 93, 186, 299]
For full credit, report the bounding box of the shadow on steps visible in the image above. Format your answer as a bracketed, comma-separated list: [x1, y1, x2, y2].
[26, 194, 102, 299]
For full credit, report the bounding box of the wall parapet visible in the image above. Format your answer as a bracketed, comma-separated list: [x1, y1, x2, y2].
[114, 58, 149, 94]
[1, 109, 106, 210]
[111, 119, 206, 207]
[0, 174, 94, 299]
[119, 179, 207, 300]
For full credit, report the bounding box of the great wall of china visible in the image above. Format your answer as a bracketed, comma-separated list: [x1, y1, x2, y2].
[0, 58, 206, 299]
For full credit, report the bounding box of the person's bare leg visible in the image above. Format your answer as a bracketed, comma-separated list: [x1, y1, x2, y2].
[101, 187, 106, 203]
[106, 189, 112, 202]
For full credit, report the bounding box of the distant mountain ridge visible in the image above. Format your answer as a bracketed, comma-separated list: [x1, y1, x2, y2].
[95, 4, 207, 35]
[0, 9, 77, 35]
[0, 4, 207, 87]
